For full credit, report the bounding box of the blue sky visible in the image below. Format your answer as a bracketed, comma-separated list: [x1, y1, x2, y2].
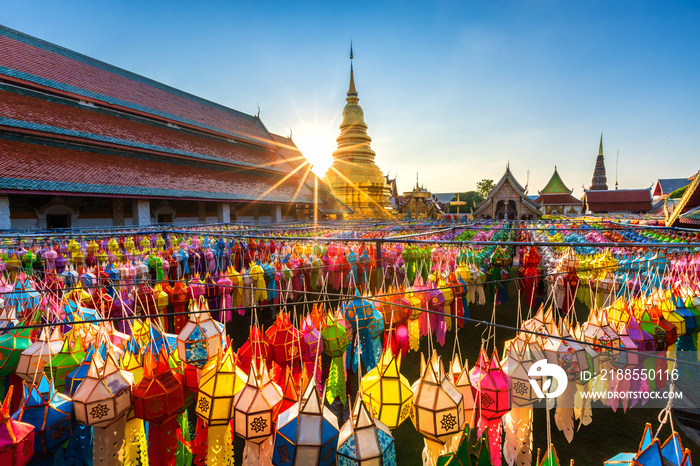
[4, 1, 699, 195]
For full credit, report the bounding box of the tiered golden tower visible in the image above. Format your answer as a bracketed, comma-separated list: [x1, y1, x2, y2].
[323, 46, 391, 219]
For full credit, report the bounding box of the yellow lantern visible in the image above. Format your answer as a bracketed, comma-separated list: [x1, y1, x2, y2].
[360, 346, 412, 429]
[196, 347, 245, 426]
[16, 328, 62, 383]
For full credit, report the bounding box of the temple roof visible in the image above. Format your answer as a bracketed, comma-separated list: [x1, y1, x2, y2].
[652, 178, 690, 197]
[473, 166, 543, 216]
[539, 167, 572, 194]
[666, 170, 700, 227]
[0, 25, 348, 212]
[583, 189, 652, 213]
[534, 193, 582, 206]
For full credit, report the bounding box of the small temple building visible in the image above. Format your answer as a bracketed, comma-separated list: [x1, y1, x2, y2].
[472, 165, 542, 220]
[0, 25, 348, 230]
[397, 175, 442, 220]
[534, 167, 583, 215]
[323, 47, 392, 219]
[581, 134, 652, 214]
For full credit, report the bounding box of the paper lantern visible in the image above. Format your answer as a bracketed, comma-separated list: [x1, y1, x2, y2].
[273, 382, 340, 466]
[321, 312, 350, 404]
[233, 360, 283, 444]
[0, 387, 34, 466]
[412, 350, 465, 464]
[583, 311, 620, 360]
[65, 345, 96, 397]
[336, 391, 396, 465]
[449, 355, 476, 427]
[360, 346, 413, 429]
[176, 298, 223, 368]
[237, 325, 270, 374]
[543, 324, 588, 381]
[133, 350, 185, 425]
[265, 311, 302, 370]
[0, 328, 35, 378]
[15, 328, 62, 383]
[196, 347, 245, 426]
[343, 293, 384, 372]
[72, 350, 134, 428]
[12, 375, 73, 458]
[47, 330, 86, 392]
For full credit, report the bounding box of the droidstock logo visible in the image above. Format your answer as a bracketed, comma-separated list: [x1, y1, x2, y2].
[528, 359, 568, 399]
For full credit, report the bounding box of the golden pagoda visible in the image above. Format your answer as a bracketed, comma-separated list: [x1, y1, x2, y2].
[324, 46, 392, 219]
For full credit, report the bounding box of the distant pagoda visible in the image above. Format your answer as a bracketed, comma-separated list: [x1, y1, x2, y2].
[323, 45, 391, 219]
[590, 133, 608, 190]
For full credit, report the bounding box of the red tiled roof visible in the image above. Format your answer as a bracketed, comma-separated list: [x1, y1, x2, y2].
[0, 137, 315, 203]
[0, 28, 270, 144]
[534, 193, 582, 205]
[584, 189, 652, 213]
[0, 89, 297, 172]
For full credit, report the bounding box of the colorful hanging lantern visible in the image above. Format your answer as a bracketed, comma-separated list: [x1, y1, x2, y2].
[0, 387, 34, 466]
[321, 312, 350, 404]
[449, 354, 475, 428]
[233, 360, 283, 465]
[412, 351, 465, 464]
[336, 391, 396, 465]
[0, 328, 35, 378]
[176, 298, 223, 368]
[12, 374, 73, 459]
[72, 350, 134, 428]
[273, 382, 340, 466]
[196, 347, 245, 426]
[47, 330, 86, 392]
[15, 328, 62, 383]
[344, 293, 384, 372]
[360, 346, 413, 429]
[265, 311, 302, 371]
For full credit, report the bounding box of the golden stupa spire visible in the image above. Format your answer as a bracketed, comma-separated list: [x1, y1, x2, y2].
[348, 42, 357, 96]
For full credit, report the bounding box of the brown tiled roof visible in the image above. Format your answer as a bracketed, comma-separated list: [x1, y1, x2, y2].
[534, 193, 582, 205]
[584, 189, 652, 213]
[0, 26, 270, 145]
[0, 89, 297, 172]
[0, 137, 315, 203]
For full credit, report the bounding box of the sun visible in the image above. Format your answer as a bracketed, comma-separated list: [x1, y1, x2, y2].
[292, 124, 337, 178]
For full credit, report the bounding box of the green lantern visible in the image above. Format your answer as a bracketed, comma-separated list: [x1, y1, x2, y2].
[0, 328, 35, 378]
[48, 332, 86, 392]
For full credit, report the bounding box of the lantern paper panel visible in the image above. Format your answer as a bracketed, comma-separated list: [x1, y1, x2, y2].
[72, 350, 134, 428]
[11, 375, 73, 459]
[16, 327, 63, 383]
[133, 350, 185, 425]
[449, 355, 476, 427]
[337, 393, 396, 466]
[196, 347, 245, 426]
[48, 331, 86, 392]
[321, 312, 350, 405]
[361, 346, 413, 429]
[177, 299, 223, 368]
[233, 361, 283, 444]
[0, 328, 35, 378]
[0, 386, 34, 466]
[411, 351, 465, 445]
[273, 382, 340, 466]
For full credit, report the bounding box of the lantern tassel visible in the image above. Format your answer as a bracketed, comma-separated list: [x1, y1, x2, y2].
[93, 416, 126, 465]
[554, 382, 576, 443]
[515, 405, 533, 466]
[422, 438, 444, 466]
[487, 418, 503, 466]
[149, 416, 180, 465]
[206, 424, 234, 466]
[326, 356, 347, 405]
[119, 418, 149, 466]
[502, 407, 519, 466]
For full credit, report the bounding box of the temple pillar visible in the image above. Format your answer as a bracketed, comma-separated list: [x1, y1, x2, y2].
[274, 205, 282, 223]
[253, 205, 260, 223]
[217, 202, 231, 223]
[134, 199, 151, 226]
[197, 202, 206, 223]
[112, 198, 125, 226]
[0, 196, 10, 230]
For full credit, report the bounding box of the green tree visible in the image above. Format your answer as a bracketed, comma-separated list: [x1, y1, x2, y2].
[476, 179, 495, 198]
[448, 191, 483, 213]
